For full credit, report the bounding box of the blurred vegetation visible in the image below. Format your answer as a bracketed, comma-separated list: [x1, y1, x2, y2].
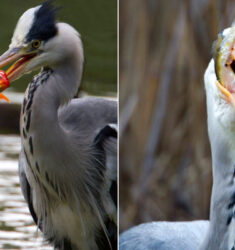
[0, 0, 117, 96]
[120, 0, 235, 232]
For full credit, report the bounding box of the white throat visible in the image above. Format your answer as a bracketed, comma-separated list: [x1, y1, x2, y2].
[200, 59, 235, 250]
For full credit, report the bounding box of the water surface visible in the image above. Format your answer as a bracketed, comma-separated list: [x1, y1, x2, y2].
[0, 135, 51, 249]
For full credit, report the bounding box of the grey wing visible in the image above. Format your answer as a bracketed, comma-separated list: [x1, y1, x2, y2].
[59, 97, 118, 248]
[93, 124, 117, 249]
[59, 97, 118, 205]
[18, 150, 38, 226]
[59, 97, 117, 142]
[94, 124, 117, 207]
[59, 97, 117, 202]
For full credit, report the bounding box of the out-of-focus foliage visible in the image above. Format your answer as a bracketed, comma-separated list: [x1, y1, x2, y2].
[120, 0, 235, 232]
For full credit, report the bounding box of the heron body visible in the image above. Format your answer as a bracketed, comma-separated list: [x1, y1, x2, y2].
[119, 221, 209, 250]
[0, 2, 117, 250]
[120, 26, 235, 250]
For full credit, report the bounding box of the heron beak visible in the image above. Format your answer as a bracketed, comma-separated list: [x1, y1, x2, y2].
[216, 52, 235, 107]
[216, 80, 235, 107]
[0, 47, 37, 82]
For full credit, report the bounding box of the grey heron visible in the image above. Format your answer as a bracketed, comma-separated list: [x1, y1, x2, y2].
[119, 26, 235, 250]
[0, 2, 117, 250]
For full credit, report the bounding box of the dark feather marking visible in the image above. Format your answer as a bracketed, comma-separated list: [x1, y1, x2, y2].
[24, 68, 53, 121]
[36, 162, 40, 173]
[23, 148, 30, 166]
[22, 151, 43, 230]
[45, 171, 57, 194]
[227, 212, 233, 226]
[23, 128, 27, 139]
[94, 125, 117, 173]
[94, 125, 117, 206]
[228, 193, 235, 209]
[25, 175, 38, 226]
[26, 1, 59, 42]
[29, 84, 38, 95]
[26, 97, 33, 111]
[53, 237, 73, 250]
[29, 136, 33, 155]
[45, 171, 50, 183]
[226, 192, 235, 225]
[26, 110, 31, 131]
[95, 219, 117, 250]
[94, 125, 117, 149]
[22, 98, 26, 114]
[91, 125, 117, 249]
[110, 180, 117, 208]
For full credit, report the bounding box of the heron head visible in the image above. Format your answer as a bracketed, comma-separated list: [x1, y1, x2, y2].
[0, 1, 83, 82]
[205, 27, 235, 135]
[211, 27, 235, 110]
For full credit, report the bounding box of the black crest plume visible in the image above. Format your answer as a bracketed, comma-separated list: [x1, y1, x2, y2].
[26, 1, 59, 42]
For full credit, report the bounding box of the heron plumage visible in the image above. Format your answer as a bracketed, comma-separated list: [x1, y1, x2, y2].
[3, 2, 118, 250]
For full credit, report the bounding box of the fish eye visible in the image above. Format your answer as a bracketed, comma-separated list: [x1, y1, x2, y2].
[31, 40, 41, 49]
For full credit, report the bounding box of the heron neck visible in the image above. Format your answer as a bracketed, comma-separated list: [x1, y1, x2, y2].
[32, 53, 82, 115]
[200, 128, 235, 249]
[23, 55, 83, 153]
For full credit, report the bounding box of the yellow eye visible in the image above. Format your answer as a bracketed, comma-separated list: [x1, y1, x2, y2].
[32, 40, 41, 49]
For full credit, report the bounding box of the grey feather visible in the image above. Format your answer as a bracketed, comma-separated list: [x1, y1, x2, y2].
[119, 221, 209, 250]
[18, 150, 39, 226]
[59, 97, 117, 141]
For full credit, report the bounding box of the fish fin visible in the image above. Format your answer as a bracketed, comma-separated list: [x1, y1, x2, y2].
[0, 93, 10, 103]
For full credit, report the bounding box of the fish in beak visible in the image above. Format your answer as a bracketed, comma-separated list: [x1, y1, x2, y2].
[0, 70, 10, 102]
[213, 27, 235, 107]
[0, 46, 37, 102]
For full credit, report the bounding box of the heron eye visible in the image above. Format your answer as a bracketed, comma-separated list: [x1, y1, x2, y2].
[31, 40, 41, 49]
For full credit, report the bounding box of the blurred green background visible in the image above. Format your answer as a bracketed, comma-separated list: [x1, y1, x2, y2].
[120, 0, 235, 232]
[0, 0, 117, 96]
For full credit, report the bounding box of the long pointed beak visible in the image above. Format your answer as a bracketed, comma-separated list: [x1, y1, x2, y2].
[0, 47, 27, 103]
[0, 47, 37, 82]
[0, 47, 22, 69]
